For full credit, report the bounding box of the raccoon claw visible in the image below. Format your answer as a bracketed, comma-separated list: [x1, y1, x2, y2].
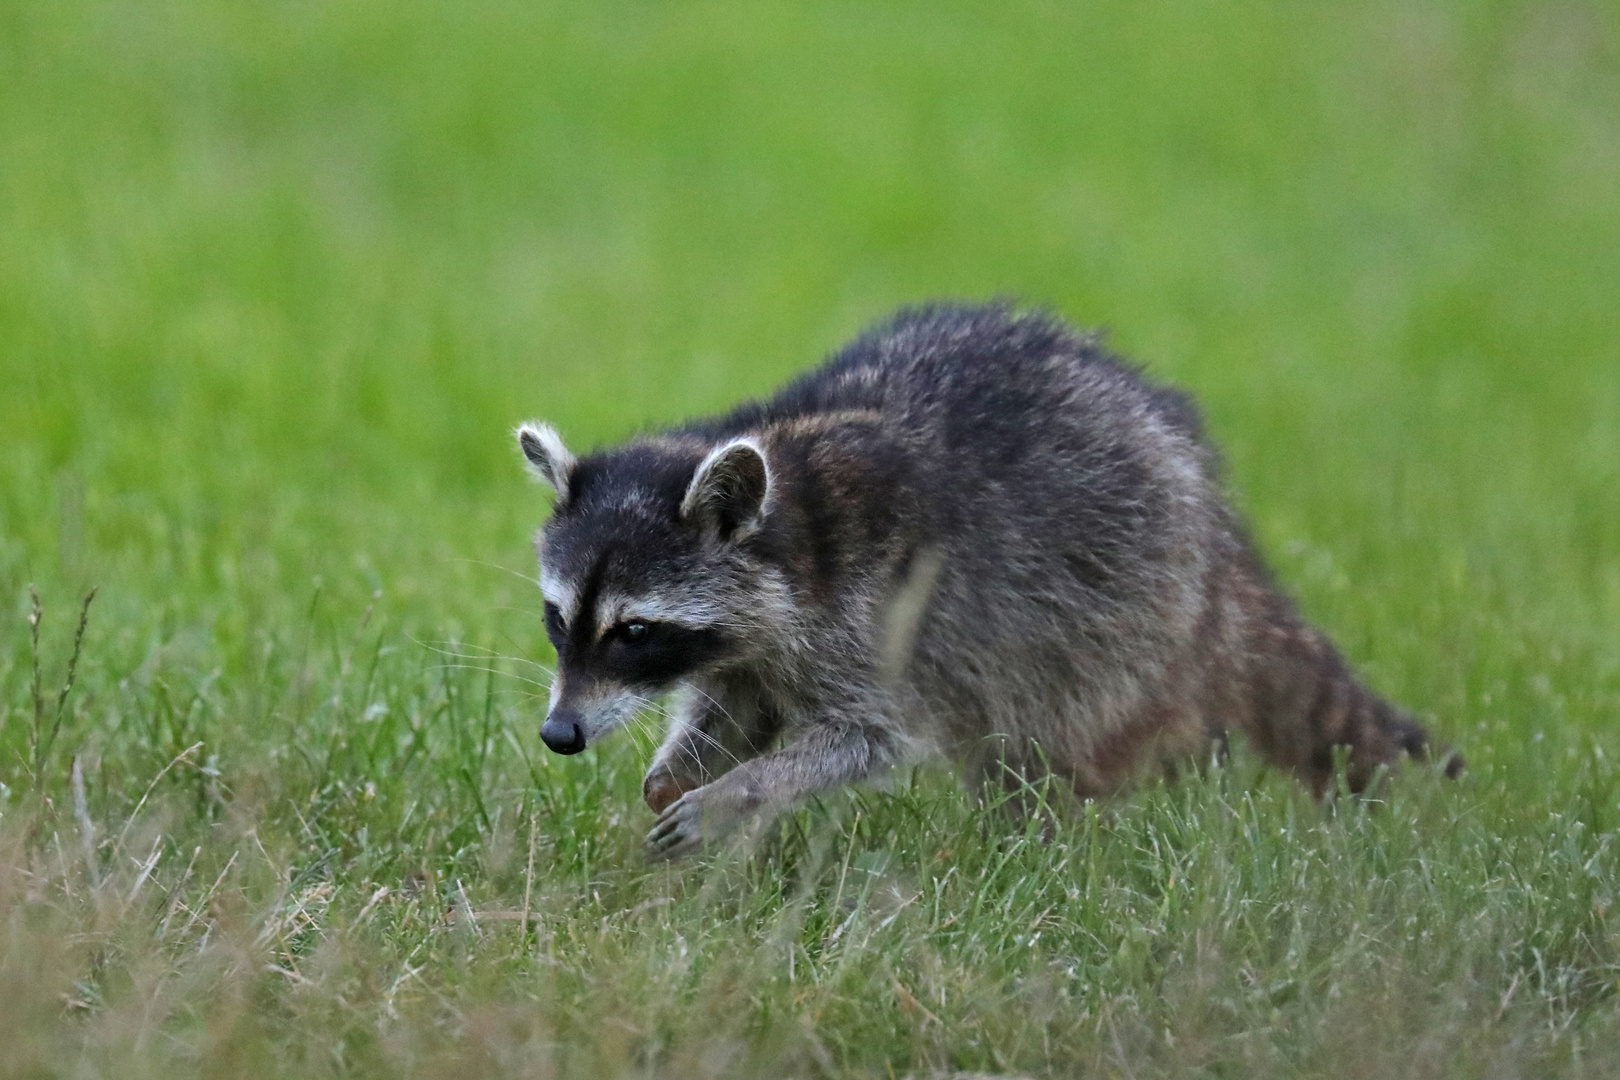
[646, 789, 707, 860]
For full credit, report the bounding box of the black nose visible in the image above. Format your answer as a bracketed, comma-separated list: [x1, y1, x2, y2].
[541, 711, 587, 755]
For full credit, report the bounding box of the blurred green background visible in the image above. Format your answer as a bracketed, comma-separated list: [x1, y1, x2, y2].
[1, 1, 1619, 1072]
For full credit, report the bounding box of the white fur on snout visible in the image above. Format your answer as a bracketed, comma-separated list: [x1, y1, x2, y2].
[553, 687, 647, 746]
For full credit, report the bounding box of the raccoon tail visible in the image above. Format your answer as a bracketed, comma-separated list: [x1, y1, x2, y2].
[1367, 694, 1465, 781]
[1247, 620, 1462, 796]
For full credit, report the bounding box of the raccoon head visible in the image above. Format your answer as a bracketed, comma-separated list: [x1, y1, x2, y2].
[517, 421, 776, 755]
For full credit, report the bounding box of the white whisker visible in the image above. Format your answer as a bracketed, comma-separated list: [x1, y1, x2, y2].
[441, 556, 542, 588]
[415, 638, 556, 675]
[427, 662, 552, 692]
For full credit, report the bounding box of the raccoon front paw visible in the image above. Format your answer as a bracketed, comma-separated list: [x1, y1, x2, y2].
[647, 782, 756, 860]
[645, 787, 710, 860]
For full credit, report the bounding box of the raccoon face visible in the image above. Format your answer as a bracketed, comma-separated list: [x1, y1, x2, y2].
[517, 423, 772, 755]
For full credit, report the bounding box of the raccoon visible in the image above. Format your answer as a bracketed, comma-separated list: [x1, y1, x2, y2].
[516, 303, 1458, 859]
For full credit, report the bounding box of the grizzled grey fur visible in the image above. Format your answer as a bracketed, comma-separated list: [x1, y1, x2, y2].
[516, 304, 1458, 859]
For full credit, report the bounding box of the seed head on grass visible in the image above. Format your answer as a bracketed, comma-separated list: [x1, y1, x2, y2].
[24, 586, 96, 791]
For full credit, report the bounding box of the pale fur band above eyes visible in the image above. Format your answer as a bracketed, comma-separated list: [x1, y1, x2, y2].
[594, 593, 726, 637]
[540, 571, 579, 624]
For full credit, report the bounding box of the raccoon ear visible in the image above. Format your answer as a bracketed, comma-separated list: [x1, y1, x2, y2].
[516, 421, 576, 501]
[681, 437, 771, 540]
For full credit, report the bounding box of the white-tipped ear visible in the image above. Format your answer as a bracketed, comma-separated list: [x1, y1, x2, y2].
[681, 437, 771, 539]
[516, 421, 576, 501]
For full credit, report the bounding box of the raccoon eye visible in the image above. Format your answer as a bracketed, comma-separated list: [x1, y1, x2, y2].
[619, 620, 650, 644]
[543, 602, 568, 644]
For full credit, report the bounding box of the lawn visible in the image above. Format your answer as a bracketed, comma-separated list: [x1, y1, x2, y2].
[2, 0, 1618, 1076]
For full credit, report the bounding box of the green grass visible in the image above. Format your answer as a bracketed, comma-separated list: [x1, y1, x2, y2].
[2, 0, 1618, 1075]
